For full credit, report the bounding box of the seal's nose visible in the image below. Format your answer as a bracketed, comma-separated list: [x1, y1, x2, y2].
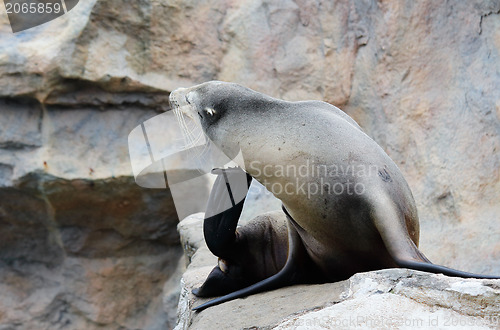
[169, 89, 183, 111]
[169, 87, 191, 110]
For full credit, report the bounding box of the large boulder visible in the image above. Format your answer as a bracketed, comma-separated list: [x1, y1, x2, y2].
[0, 2, 188, 328]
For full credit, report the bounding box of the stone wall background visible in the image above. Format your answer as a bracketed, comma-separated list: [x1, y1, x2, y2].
[0, 0, 499, 329]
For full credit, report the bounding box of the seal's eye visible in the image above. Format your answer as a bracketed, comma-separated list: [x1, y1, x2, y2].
[205, 107, 216, 116]
[185, 95, 191, 105]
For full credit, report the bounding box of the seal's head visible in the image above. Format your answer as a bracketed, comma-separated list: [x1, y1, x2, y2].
[169, 82, 226, 127]
[169, 81, 279, 161]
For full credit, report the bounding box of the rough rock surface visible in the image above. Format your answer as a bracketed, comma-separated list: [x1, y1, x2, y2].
[175, 214, 500, 330]
[1, 0, 499, 328]
[0, 172, 184, 329]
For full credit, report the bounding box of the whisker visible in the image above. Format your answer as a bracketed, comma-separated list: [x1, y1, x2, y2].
[179, 108, 200, 147]
[174, 104, 206, 152]
[171, 100, 217, 175]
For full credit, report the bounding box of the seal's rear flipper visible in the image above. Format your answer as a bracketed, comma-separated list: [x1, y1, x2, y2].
[193, 213, 306, 312]
[203, 167, 252, 260]
[370, 195, 500, 280]
[395, 259, 500, 279]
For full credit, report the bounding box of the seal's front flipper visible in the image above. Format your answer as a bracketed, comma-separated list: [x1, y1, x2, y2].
[192, 209, 306, 312]
[203, 167, 252, 260]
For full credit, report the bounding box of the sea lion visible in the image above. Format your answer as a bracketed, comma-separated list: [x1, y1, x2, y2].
[168, 81, 499, 311]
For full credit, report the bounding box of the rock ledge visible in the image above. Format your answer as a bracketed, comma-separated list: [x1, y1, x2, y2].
[174, 213, 500, 330]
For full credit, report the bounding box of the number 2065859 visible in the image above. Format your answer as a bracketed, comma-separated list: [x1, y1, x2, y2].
[5, 2, 62, 14]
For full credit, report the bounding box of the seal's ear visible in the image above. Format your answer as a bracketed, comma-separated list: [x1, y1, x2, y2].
[203, 168, 252, 260]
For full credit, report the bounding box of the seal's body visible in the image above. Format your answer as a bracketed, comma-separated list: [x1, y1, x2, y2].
[169, 81, 499, 311]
